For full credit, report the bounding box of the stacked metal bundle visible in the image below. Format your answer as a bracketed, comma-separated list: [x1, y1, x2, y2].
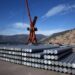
[21, 44, 59, 66]
[0, 45, 74, 74]
[0, 46, 22, 64]
[43, 46, 72, 60]
[0, 44, 59, 65]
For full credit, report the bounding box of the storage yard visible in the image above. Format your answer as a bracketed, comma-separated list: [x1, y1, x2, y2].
[0, 44, 75, 75]
[0, 0, 75, 75]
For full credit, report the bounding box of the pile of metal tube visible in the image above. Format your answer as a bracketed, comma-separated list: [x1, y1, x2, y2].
[0, 44, 75, 74]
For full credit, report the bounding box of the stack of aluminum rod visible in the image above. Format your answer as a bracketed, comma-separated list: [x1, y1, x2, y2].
[0, 46, 22, 64]
[43, 46, 72, 60]
[0, 44, 75, 74]
[0, 44, 58, 64]
[21, 44, 59, 65]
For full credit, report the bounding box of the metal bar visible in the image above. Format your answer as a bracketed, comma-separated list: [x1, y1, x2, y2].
[54, 66, 59, 72]
[58, 67, 63, 73]
[62, 68, 68, 73]
[67, 68, 72, 74]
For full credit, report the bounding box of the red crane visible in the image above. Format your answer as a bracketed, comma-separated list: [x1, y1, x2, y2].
[25, 0, 38, 44]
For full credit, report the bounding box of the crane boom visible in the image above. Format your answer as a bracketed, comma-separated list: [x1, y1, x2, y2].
[25, 0, 32, 23]
[25, 0, 38, 44]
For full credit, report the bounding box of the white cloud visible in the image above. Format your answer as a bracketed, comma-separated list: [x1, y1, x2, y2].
[14, 22, 29, 29]
[36, 29, 65, 35]
[71, 4, 75, 8]
[43, 4, 65, 18]
[42, 4, 75, 19]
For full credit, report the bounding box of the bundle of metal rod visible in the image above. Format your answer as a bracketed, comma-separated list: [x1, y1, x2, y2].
[44, 50, 72, 60]
[8, 59, 21, 64]
[0, 44, 59, 53]
[43, 53, 75, 68]
[22, 48, 43, 53]
[44, 53, 75, 68]
[0, 46, 22, 51]
[0, 56, 21, 64]
[49, 66, 73, 74]
[22, 44, 59, 53]
[44, 60, 55, 65]
[22, 61, 75, 74]
[0, 53, 22, 60]
[0, 48, 22, 64]
[22, 61, 45, 68]
[43, 46, 72, 55]
[65, 54, 75, 68]
[44, 58, 64, 66]
[58, 53, 75, 68]
[0, 50, 22, 56]
[7, 58, 74, 74]
[22, 57, 44, 64]
[22, 52, 44, 59]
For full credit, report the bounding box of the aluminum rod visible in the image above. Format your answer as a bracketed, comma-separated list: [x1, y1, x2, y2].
[67, 68, 72, 74]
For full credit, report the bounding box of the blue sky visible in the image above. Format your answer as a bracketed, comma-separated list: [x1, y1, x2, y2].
[0, 0, 75, 35]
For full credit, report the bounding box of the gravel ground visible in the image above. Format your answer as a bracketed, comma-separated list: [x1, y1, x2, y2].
[0, 60, 70, 75]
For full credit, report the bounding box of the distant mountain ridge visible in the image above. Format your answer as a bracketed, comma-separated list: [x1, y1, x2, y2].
[0, 34, 46, 44]
[42, 28, 75, 45]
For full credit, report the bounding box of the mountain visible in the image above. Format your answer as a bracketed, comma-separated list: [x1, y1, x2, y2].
[42, 29, 75, 45]
[0, 34, 46, 44]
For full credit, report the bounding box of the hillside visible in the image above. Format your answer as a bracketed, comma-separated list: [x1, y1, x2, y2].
[0, 34, 46, 44]
[43, 29, 75, 45]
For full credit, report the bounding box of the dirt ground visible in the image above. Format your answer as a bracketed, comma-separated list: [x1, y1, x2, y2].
[0, 60, 70, 75]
